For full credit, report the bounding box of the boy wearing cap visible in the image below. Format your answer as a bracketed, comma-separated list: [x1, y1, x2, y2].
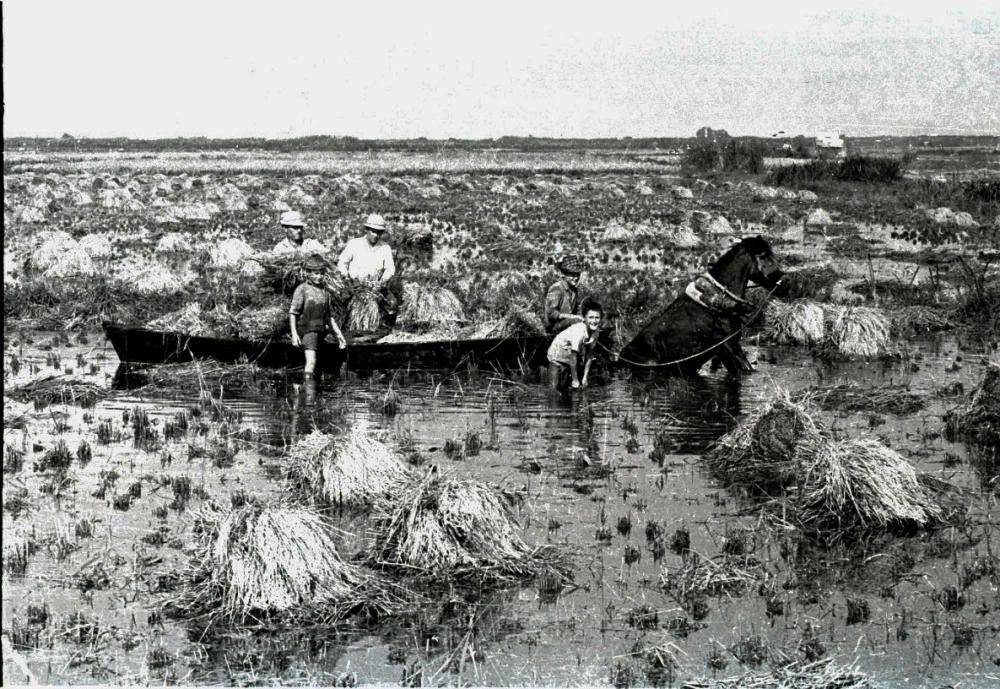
[273, 210, 327, 255]
[545, 255, 585, 334]
[289, 254, 347, 375]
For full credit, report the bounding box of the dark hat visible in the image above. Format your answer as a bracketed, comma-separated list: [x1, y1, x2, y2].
[303, 254, 327, 271]
[557, 255, 583, 275]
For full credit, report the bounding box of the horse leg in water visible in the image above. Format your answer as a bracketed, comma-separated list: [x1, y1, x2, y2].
[717, 340, 755, 374]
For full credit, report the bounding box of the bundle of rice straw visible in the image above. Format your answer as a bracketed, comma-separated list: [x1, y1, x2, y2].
[30, 231, 76, 272]
[77, 234, 113, 259]
[890, 306, 955, 336]
[762, 300, 825, 345]
[465, 303, 546, 339]
[175, 501, 396, 624]
[820, 306, 890, 359]
[233, 302, 288, 340]
[155, 232, 194, 254]
[368, 470, 554, 579]
[43, 247, 98, 278]
[146, 303, 214, 336]
[706, 394, 825, 492]
[113, 258, 185, 296]
[795, 437, 942, 528]
[945, 362, 1000, 446]
[286, 425, 414, 508]
[661, 224, 701, 248]
[397, 282, 465, 329]
[376, 327, 460, 344]
[601, 221, 633, 242]
[810, 382, 925, 415]
[8, 376, 106, 409]
[684, 658, 874, 689]
[347, 285, 382, 333]
[209, 238, 256, 269]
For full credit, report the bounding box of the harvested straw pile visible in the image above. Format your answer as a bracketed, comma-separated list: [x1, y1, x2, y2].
[209, 238, 256, 269]
[945, 362, 1000, 446]
[820, 306, 891, 359]
[796, 437, 942, 528]
[706, 395, 825, 492]
[147, 303, 213, 336]
[762, 300, 826, 345]
[376, 327, 460, 344]
[286, 425, 414, 508]
[660, 552, 762, 598]
[155, 232, 194, 254]
[173, 501, 397, 625]
[398, 283, 465, 329]
[30, 231, 76, 272]
[233, 301, 288, 340]
[890, 305, 955, 336]
[368, 470, 564, 581]
[810, 382, 925, 415]
[347, 285, 382, 333]
[8, 376, 105, 409]
[113, 257, 186, 296]
[129, 360, 266, 394]
[685, 658, 874, 689]
[43, 247, 98, 279]
[662, 224, 702, 248]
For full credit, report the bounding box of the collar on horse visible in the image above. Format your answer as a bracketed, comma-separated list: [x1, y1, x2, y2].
[684, 272, 750, 313]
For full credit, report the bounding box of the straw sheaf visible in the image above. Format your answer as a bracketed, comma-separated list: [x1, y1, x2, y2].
[209, 238, 257, 268]
[397, 282, 466, 329]
[347, 286, 382, 332]
[369, 471, 551, 579]
[795, 437, 942, 528]
[180, 501, 397, 623]
[286, 425, 414, 509]
[762, 300, 826, 344]
[821, 306, 891, 359]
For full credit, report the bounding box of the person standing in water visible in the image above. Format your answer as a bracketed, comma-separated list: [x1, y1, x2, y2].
[289, 254, 347, 377]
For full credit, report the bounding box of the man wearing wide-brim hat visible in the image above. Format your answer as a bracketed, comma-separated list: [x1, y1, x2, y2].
[337, 213, 401, 329]
[273, 210, 328, 256]
[545, 254, 585, 334]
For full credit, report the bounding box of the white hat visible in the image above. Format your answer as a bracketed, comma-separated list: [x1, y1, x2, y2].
[364, 213, 388, 232]
[279, 210, 305, 227]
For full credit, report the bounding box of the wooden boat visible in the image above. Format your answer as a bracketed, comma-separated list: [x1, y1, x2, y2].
[102, 321, 550, 372]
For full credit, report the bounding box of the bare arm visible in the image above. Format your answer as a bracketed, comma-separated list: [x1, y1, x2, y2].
[289, 314, 301, 346]
[336, 243, 352, 276]
[328, 314, 347, 349]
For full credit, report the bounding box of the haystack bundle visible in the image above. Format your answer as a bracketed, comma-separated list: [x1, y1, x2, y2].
[113, 258, 185, 296]
[77, 234, 113, 259]
[232, 301, 288, 340]
[601, 221, 633, 243]
[43, 247, 98, 279]
[209, 238, 256, 269]
[662, 224, 702, 248]
[146, 303, 213, 336]
[464, 303, 546, 339]
[368, 471, 551, 579]
[30, 231, 76, 272]
[820, 306, 890, 359]
[347, 284, 382, 333]
[176, 501, 394, 624]
[397, 282, 465, 329]
[155, 232, 194, 255]
[945, 362, 1000, 446]
[762, 300, 825, 345]
[477, 271, 541, 312]
[706, 395, 825, 492]
[286, 425, 414, 508]
[376, 327, 460, 344]
[796, 437, 942, 528]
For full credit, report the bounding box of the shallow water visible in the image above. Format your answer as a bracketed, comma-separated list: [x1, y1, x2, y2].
[3, 327, 998, 687]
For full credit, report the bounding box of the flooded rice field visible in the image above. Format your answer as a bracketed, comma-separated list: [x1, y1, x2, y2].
[3, 326, 998, 687]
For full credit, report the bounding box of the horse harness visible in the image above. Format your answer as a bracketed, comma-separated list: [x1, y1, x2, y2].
[684, 272, 750, 313]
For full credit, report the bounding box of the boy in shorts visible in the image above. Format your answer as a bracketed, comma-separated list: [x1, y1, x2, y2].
[546, 301, 603, 391]
[289, 254, 347, 375]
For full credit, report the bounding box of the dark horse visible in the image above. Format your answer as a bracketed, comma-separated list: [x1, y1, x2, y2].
[619, 236, 786, 376]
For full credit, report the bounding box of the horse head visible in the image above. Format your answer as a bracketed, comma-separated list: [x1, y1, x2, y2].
[740, 236, 786, 296]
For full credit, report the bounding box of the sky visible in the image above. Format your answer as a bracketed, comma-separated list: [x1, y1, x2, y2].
[3, 0, 999, 139]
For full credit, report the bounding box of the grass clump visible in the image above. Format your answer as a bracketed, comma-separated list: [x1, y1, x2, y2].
[770, 156, 902, 187]
[945, 361, 1000, 446]
[286, 425, 414, 509]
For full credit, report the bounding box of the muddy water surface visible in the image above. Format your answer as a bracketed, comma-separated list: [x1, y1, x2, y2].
[3, 329, 998, 687]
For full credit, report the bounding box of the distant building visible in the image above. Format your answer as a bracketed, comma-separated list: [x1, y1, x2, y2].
[816, 132, 846, 158]
[695, 127, 730, 143]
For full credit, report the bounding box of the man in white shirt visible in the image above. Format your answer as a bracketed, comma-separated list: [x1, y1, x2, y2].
[337, 213, 395, 283]
[273, 210, 327, 256]
[337, 213, 401, 330]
